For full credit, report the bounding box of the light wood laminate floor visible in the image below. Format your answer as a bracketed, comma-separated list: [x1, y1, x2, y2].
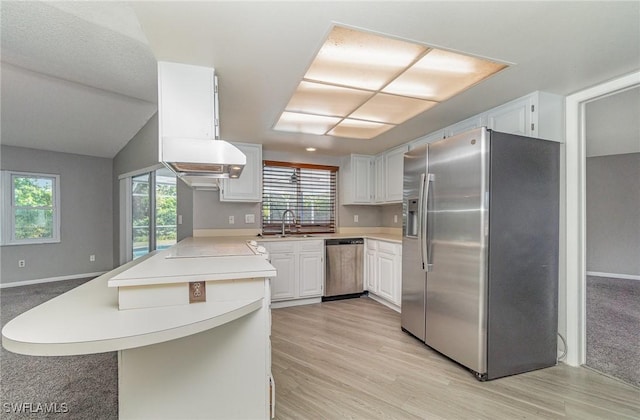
[271, 297, 640, 419]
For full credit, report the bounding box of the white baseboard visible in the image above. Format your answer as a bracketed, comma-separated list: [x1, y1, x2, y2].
[0, 272, 107, 289]
[367, 292, 401, 313]
[271, 297, 321, 309]
[586, 271, 640, 281]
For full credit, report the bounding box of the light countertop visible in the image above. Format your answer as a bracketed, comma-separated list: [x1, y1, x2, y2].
[1, 253, 265, 356]
[254, 232, 402, 244]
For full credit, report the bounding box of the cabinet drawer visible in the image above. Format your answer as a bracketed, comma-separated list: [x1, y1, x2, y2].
[299, 239, 324, 252]
[377, 240, 400, 254]
[366, 239, 378, 251]
[264, 241, 296, 254]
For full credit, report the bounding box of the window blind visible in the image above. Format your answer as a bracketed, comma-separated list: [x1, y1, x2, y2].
[262, 161, 338, 235]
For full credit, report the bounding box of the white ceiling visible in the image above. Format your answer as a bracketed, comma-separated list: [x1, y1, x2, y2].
[2, 1, 639, 159]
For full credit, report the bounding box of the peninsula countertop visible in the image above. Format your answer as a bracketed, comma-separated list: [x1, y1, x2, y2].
[2, 239, 276, 356]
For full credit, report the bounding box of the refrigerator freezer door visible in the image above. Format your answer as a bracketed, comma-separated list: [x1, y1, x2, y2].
[425, 128, 490, 374]
[401, 145, 428, 341]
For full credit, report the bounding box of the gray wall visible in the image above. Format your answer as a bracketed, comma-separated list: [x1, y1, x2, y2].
[193, 190, 260, 230]
[1, 146, 113, 285]
[586, 153, 640, 276]
[380, 203, 403, 228]
[192, 149, 382, 231]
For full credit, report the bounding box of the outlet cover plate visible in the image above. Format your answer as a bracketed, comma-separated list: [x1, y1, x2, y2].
[189, 281, 207, 303]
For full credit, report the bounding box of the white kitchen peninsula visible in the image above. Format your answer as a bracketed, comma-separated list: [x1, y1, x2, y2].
[2, 238, 277, 420]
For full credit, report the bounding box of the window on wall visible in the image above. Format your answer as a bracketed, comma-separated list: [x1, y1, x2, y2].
[131, 168, 177, 259]
[1, 171, 61, 245]
[262, 161, 337, 235]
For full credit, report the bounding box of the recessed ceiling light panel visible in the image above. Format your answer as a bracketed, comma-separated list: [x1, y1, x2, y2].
[383, 49, 508, 101]
[273, 25, 508, 140]
[286, 81, 374, 117]
[350, 93, 438, 125]
[274, 112, 342, 135]
[304, 26, 426, 91]
[327, 118, 395, 139]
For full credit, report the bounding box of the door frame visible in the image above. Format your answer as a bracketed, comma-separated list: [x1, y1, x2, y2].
[564, 71, 640, 366]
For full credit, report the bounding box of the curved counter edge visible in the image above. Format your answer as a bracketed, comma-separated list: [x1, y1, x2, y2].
[2, 251, 267, 357]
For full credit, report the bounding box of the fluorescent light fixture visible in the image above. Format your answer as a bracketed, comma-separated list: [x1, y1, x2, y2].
[273, 111, 342, 135]
[383, 49, 508, 102]
[274, 25, 508, 139]
[350, 93, 438, 125]
[328, 118, 395, 139]
[286, 81, 373, 117]
[306, 147, 317, 152]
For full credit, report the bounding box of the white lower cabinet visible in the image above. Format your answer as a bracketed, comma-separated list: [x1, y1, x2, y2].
[298, 252, 323, 297]
[364, 239, 402, 310]
[268, 253, 296, 300]
[260, 239, 324, 304]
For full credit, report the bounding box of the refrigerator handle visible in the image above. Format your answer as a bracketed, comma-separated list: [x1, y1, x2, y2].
[418, 173, 427, 271]
[424, 173, 434, 271]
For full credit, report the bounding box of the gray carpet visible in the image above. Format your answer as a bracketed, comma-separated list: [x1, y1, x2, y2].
[0, 279, 118, 419]
[586, 276, 640, 388]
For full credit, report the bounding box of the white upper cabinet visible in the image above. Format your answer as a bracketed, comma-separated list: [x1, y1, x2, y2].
[406, 91, 563, 156]
[374, 154, 385, 203]
[342, 147, 407, 205]
[409, 129, 445, 150]
[486, 96, 532, 137]
[220, 142, 262, 202]
[341, 154, 374, 205]
[383, 145, 408, 203]
[158, 61, 216, 140]
[446, 115, 485, 138]
[486, 91, 564, 141]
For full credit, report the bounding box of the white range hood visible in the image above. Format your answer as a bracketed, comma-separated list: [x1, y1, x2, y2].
[158, 61, 246, 188]
[162, 137, 246, 187]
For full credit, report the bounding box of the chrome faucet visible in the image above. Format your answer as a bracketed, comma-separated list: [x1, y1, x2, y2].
[281, 209, 297, 236]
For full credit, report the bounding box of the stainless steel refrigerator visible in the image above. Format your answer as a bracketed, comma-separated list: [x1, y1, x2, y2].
[401, 127, 559, 381]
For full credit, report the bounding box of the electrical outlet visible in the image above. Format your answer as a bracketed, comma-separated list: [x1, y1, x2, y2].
[178, 214, 183, 225]
[394, 214, 398, 223]
[90, 254, 96, 262]
[18, 259, 26, 268]
[189, 281, 206, 303]
[354, 214, 359, 223]
[245, 214, 255, 224]
[229, 215, 235, 224]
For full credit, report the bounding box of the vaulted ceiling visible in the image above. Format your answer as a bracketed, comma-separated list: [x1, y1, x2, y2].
[2, 1, 639, 158]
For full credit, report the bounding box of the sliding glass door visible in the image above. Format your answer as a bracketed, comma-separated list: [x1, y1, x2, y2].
[130, 168, 177, 259]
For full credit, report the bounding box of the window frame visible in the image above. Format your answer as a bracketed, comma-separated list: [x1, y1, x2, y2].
[261, 160, 338, 235]
[1, 170, 61, 245]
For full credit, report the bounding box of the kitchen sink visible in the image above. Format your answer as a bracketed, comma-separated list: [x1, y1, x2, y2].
[270, 234, 315, 239]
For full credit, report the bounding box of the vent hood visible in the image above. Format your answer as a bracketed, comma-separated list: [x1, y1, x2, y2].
[162, 137, 246, 187]
[158, 61, 246, 188]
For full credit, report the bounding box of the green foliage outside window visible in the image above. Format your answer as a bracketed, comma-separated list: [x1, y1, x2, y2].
[12, 176, 55, 240]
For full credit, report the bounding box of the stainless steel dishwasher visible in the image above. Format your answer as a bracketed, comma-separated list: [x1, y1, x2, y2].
[323, 238, 364, 300]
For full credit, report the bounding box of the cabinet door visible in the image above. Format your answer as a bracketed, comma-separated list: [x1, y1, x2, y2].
[486, 96, 533, 137]
[393, 251, 402, 306]
[410, 130, 445, 149]
[446, 115, 485, 137]
[384, 146, 408, 203]
[221, 143, 262, 202]
[374, 154, 385, 203]
[158, 62, 215, 139]
[298, 252, 323, 297]
[269, 253, 296, 301]
[376, 251, 395, 302]
[365, 248, 377, 292]
[353, 155, 373, 203]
